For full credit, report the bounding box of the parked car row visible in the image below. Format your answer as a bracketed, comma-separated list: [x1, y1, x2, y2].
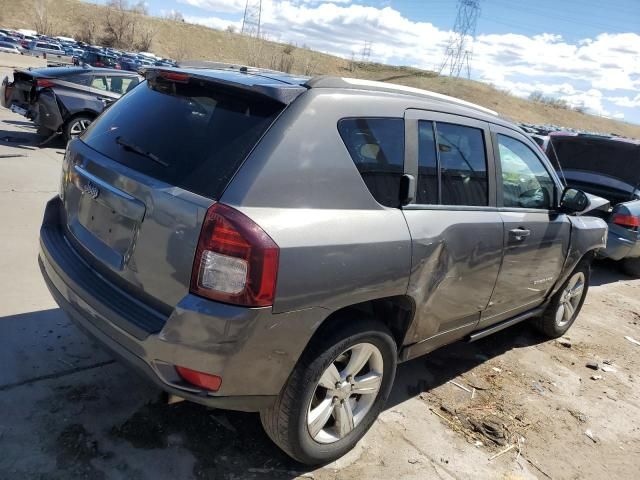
[0, 27, 177, 71]
[1, 66, 142, 140]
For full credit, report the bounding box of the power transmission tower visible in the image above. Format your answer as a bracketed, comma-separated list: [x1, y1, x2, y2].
[439, 0, 481, 79]
[360, 41, 372, 62]
[241, 0, 263, 38]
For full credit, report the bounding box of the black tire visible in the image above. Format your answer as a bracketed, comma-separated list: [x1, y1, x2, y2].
[534, 259, 590, 338]
[621, 258, 640, 277]
[63, 115, 93, 141]
[260, 318, 397, 465]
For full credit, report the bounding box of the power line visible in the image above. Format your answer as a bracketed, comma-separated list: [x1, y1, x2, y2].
[241, 0, 263, 38]
[439, 0, 481, 79]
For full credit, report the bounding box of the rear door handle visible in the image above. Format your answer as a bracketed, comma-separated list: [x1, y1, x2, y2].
[509, 228, 531, 241]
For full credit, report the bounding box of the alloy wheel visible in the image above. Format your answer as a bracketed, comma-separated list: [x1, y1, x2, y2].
[306, 342, 384, 444]
[69, 119, 91, 138]
[555, 271, 585, 327]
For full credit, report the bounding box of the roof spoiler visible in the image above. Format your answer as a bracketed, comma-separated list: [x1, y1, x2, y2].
[144, 68, 307, 105]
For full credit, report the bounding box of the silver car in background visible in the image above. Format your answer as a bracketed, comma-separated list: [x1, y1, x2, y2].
[38, 67, 607, 464]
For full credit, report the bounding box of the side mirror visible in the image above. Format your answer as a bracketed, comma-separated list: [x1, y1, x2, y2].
[559, 187, 610, 215]
[560, 188, 589, 214]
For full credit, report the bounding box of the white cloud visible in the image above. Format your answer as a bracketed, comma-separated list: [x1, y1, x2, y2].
[179, 0, 246, 14]
[182, 0, 640, 121]
[607, 94, 640, 108]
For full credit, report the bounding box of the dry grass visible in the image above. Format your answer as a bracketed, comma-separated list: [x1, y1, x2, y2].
[3, 0, 639, 138]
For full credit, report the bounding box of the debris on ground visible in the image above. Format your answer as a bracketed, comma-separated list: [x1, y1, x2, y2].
[557, 338, 572, 348]
[600, 365, 617, 373]
[586, 361, 599, 370]
[624, 336, 640, 346]
[469, 415, 508, 446]
[488, 444, 516, 461]
[590, 375, 603, 381]
[569, 410, 588, 423]
[449, 380, 472, 393]
[584, 430, 597, 443]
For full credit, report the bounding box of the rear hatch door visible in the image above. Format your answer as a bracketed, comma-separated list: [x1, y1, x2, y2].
[60, 70, 300, 311]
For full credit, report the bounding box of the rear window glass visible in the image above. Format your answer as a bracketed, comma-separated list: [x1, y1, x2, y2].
[82, 78, 283, 199]
[338, 118, 404, 207]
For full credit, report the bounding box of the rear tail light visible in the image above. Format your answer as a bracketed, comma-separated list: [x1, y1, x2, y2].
[175, 366, 222, 392]
[115, 64, 121, 70]
[190, 203, 279, 307]
[612, 214, 640, 229]
[36, 79, 54, 88]
[95, 61, 104, 67]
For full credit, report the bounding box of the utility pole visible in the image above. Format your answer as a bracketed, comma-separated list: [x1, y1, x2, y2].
[439, 0, 481, 79]
[241, 0, 263, 38]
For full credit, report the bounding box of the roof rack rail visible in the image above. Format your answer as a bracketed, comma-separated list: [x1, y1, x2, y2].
[306, 76, 498, 116]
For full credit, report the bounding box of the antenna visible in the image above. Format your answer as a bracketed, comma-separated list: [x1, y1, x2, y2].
[439, 0, 481, 79]
[241, 0, 263, 38]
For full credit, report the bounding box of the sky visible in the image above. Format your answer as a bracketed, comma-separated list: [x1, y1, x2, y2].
[94, 0, 640, 124]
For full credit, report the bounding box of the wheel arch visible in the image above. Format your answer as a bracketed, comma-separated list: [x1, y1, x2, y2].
[307, 295, 416, 353]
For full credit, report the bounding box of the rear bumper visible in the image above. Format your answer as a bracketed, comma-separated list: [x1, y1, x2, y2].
[599, 226, 640, 261]
[39, 196, 325, 411]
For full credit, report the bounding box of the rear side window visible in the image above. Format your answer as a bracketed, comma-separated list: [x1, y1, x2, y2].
[338, 118, 404, 207]
[82, 79, 284, 199]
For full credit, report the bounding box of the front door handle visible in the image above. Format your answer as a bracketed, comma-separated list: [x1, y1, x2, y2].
[509, 228, 531, 241]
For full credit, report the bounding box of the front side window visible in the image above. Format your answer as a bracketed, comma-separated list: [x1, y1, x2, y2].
[338, 118, 404, 207]
[437, 122, 488, 206]
[498, 134, 555, 209]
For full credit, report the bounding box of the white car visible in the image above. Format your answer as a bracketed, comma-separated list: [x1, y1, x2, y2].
[0, 41, 21, 55]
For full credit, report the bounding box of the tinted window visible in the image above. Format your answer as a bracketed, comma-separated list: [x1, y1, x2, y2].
[107, 75, 140, 94]
[338, 118, 404, 207]
[417, 120, 438, 204]
[82, 79, 283, 200]
[91, 76, 108, 90]
[64, 74, 91, 86]
[437, 122, 488, 206]
[498, 134, 555, 209]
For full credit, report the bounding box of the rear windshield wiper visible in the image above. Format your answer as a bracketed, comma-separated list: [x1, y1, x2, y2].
[115, 136, 168, 167]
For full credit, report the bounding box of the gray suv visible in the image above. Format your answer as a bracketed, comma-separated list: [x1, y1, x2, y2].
[39, 68, 608, 464]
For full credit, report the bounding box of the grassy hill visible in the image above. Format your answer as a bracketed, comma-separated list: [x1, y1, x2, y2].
[3, 0, 639, 138]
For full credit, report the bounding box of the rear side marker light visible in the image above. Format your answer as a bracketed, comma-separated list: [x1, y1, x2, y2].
[612, 214, 640, 229]
[190, 203, 279, 307]
[175, 366, 222, 392]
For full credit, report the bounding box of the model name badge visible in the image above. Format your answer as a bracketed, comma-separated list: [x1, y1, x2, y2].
[533, 277, 554, 285]
[82, 181, 100, 200]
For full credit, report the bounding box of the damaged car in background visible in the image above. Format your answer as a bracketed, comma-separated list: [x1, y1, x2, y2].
[540, 132, 640, 276]
[1, 66, 141, 142]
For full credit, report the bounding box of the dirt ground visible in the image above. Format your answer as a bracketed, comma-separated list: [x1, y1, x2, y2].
[0, 59, 639, 480]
